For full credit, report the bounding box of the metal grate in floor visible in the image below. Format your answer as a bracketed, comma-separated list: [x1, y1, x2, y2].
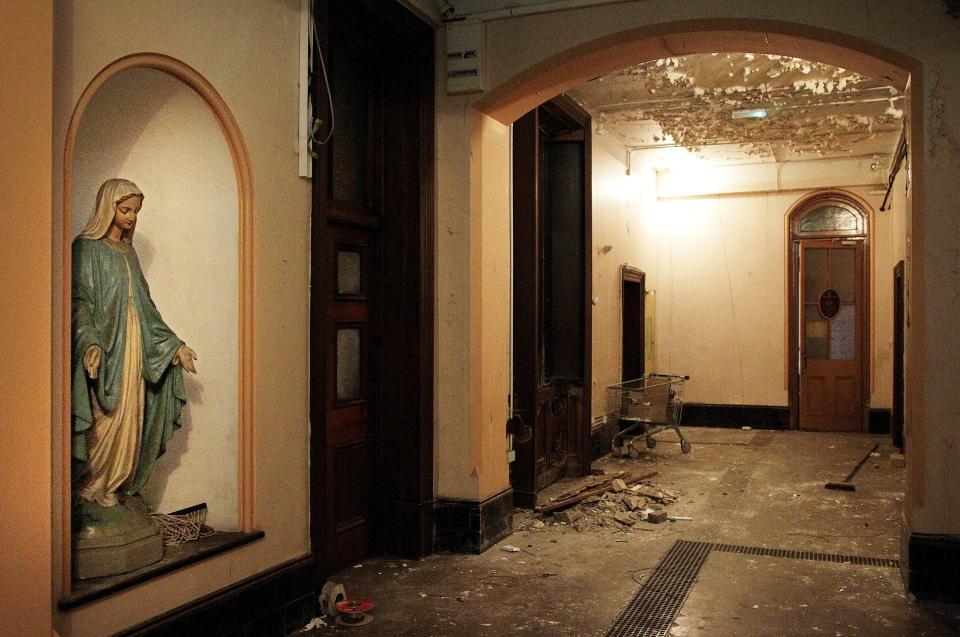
[606, 540, 712, 637]
[605, 539, 899, 637]
[712, 542, 900, 568]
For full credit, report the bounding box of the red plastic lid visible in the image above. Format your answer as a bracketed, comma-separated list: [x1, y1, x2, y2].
[336, 598, 374, 615]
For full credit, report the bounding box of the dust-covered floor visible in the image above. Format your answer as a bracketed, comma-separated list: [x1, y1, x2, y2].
[297, 427, 960, 636]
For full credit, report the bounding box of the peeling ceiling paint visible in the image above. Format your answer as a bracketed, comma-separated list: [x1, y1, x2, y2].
[567, 53, 905, 164]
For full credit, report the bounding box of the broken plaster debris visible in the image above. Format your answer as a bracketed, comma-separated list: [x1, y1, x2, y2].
[567, 53, 903, 159]
[517, 475, 684, 534]
[302, 617, 328, 631]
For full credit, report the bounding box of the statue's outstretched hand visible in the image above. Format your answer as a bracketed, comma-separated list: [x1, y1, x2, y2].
[175, 344, 198, 373]
[84, 346, 101, 379]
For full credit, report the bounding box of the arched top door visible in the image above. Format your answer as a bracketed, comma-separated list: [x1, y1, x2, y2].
[790, 193, 868, 239]
[788, 191, 870, 432]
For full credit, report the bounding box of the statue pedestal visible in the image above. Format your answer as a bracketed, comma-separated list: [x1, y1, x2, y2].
[73, 497, 163, 580]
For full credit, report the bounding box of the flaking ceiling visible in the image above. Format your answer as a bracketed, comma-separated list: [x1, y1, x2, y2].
[567, 53, 905, 164]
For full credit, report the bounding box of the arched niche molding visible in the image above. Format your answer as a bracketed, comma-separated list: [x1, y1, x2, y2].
[462, 19, 924, 515]
[60, 53, 255, 593]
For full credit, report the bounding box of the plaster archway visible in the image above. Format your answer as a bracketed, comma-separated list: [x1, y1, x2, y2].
[60, 52, 256, 593]
[466, 19, 924, 521]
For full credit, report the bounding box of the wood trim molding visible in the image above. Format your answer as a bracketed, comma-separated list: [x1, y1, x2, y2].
[60, 52, 256, 596]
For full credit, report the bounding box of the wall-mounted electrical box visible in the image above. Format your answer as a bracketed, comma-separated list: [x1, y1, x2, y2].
[446, 20, 484, 94]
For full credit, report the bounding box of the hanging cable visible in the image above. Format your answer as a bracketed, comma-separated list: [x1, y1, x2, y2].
[309, 2, 336, 152]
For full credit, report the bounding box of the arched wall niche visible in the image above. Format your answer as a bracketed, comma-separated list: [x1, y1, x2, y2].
[463, 19, 924, 511]
[60, 53, 255, 592]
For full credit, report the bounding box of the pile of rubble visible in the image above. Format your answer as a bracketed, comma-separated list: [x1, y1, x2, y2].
[519, 472, 684, 534]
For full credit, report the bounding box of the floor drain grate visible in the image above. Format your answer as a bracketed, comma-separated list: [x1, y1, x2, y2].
[605, 540, 899, 637]
[712, 543, 900, 568]
[606, 540, 711, 637]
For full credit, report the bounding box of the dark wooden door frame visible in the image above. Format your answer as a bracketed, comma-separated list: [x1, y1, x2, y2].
[511, 95, 592, 508]
[892, 260, 905, 451]
[621, 266, 646, 382]
[787, 191, 870, 431]
[309, 0, 435, 575]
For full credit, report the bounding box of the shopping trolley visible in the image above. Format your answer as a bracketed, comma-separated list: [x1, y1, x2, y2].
[607, 373, 691, 457]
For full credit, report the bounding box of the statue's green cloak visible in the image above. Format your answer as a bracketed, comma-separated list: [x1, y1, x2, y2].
[71, 237, 186, 496]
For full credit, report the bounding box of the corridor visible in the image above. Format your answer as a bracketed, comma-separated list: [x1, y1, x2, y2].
[307, 428, 959, 636]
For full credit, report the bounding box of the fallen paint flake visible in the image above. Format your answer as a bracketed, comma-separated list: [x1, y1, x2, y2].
[501, 544, 521, 553]
[302, 617, 328, 631]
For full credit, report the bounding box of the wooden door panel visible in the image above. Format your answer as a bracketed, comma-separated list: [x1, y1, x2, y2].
[805, 374, 829, 416]
[332, 441, 366, 530]
[836, 375, 858, 417]
[324, 224, 373, 570]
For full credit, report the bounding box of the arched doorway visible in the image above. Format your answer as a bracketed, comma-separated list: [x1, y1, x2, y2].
[461, 17, 923, 528]
[787, 191, 871, 432]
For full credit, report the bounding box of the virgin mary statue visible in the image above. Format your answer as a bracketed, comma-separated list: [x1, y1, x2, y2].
[72, 178, 197, 515]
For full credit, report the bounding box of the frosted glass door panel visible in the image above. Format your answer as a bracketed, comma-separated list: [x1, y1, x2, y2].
[336, 327, 362, 401]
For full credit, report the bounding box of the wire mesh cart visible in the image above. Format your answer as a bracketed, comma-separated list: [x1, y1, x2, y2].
[607, 373, 691, 457]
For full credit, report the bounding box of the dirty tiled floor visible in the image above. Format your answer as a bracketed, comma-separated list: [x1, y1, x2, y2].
[298, 428, 960, 636]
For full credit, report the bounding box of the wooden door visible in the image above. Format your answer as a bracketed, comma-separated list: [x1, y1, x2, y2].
[622, 267, 646, 381]
[511, 97, 592, 508]
[324, 225, 376, 569]
[799, 239, 865, 431]
[311, 0, 435, 573]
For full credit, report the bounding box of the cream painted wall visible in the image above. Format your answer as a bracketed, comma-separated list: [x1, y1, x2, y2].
[442, 0, 960, 535]
[0, 4, 53, 636]
[70, 68, 240, 529]
[590, 133, 902, 419]
[53, 2, 310, 635]
[590, 130, 651, 417]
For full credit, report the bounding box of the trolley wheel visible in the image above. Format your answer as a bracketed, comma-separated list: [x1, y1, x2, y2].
[646, 437, 657, 449]
[680, 439, 692, 454]
[628, 442, 640, 459]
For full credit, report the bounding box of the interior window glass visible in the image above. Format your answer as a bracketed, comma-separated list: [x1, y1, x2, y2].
[800, 205, 858, 233]
[832, 247, 856, 301]
[804, 248, 828, 301]
[336, 327, 362, 401]
[804, 306, 829, 359]
[831, 305, 856, 360]
[337, 249, 362, 295]
[329, 28, 370, 209]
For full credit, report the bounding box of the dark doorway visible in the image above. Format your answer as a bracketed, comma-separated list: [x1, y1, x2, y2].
[511, 96, 592, 509]
[621, 267, 646, 382]
[892, 260, 905, 451]
[310, 0, 434, 574]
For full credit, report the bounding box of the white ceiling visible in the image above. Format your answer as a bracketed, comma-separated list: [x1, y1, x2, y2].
[567, 53, 905, 165]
